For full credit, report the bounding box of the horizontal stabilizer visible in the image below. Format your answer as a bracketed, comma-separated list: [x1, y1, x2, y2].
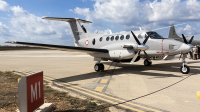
[42, 17, 92, 24]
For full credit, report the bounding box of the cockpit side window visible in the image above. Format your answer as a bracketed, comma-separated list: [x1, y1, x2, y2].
[146, 32, 164, 39]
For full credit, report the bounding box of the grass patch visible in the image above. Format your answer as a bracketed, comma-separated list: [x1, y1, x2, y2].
[0, 71, 110, 112]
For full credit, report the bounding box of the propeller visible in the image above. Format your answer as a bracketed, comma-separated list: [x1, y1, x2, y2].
[181, 34, 194, 59]
[130, 31, 150, 64]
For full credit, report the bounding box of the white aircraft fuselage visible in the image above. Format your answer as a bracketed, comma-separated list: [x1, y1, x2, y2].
[6, 17, 192, 74]
[77, 31, 190, 61]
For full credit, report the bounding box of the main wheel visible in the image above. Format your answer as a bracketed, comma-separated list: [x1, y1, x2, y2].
[94, 63, 104, 72]
[180, 65, 190, 74]
[144, 59, 152, 66]
[99, 63, 104, 71]
[94, 63, 101, 72]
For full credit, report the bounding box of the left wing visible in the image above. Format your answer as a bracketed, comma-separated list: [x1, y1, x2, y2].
[5, 41, 109, 54]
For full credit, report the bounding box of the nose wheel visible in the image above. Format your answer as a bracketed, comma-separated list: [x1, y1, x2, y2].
[180, 65, 190, 74]
[94, 63, 104, 72]
[144, 59, 152, 66]
[180, 54, 190, 74]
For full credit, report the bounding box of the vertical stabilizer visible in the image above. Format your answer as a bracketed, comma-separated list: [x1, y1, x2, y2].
[168, 25, 181, 40]
[42, 17, 92, 42]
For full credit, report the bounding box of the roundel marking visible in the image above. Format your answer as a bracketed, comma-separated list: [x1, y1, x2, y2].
[85, 40, 89, 46]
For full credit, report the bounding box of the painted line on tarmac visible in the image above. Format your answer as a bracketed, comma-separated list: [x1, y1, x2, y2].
[14, 70, 164, 112]
[43, 73, 163, 112]
[94, 62, 117, 93]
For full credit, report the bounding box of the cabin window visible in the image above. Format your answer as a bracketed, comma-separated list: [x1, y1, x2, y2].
[120, 35, 124, 40]
[111, 36, 114, 41]
[106, 36, 109, 41]
[115, 36, 119, 41]
[126, 34, 130, 39]
[92, 38, 95, 45]
[99, 37, 103, 42]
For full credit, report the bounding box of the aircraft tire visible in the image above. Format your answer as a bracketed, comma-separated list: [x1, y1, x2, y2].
[180, 65, 190, 74]
[99, 63, 104, 71]
[94, 63, 104, 72]
[144, 59, 152, 66]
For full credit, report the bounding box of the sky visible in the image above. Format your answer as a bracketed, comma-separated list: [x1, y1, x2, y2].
[1, 0, 200, 46]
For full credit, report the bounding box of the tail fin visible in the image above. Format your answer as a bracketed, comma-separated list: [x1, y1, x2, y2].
[168, 25, 181, 40]
[42, 17, 92, 42]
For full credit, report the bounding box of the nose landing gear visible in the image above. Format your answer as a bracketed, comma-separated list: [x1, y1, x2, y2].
[180, 54, 190, 74]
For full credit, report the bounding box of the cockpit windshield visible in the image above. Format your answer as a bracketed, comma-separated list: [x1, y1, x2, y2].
[146, 32, 164, 39]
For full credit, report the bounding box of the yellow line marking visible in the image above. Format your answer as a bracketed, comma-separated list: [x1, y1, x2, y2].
[44, 76, 161, 112]
[197, 91, 200, 99]
[55, 83, 143, 112]
[95, 87, 104, 92]
[100, 79, 108, 84]
[15, 70, 161, 112]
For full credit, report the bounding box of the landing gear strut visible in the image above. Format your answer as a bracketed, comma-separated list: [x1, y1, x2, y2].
[94, 63, 104, 72]
[144, 59, 152, 66]
[180, 54, 190, 74]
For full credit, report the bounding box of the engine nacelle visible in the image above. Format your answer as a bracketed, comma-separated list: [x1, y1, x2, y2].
[109, 49, 135, 59]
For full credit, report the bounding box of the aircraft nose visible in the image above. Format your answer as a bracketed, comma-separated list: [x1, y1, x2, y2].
[177, 43, 191, 53]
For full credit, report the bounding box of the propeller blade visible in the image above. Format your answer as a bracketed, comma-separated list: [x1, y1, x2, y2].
[130, 51, 140, 64]
[131, 31, 141, 45]
[182, 34, 188, 44]
[188, 36, 194, 44]
[143, 51, 150, 60]
[143, 34, 150, 44]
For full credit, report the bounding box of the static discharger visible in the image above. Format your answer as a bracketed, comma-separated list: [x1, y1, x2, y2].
[196, 91, 200, 99]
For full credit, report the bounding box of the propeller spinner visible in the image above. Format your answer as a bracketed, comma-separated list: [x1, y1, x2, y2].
[130, 31, 150, 64]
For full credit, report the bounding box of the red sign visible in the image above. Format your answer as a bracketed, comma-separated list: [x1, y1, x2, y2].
[26, 72, 44, 112]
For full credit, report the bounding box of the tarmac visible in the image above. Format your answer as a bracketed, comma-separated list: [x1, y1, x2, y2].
[0, 50, 200, 112]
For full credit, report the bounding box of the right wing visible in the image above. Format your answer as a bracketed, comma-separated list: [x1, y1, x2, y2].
[6, 41, 109, 54]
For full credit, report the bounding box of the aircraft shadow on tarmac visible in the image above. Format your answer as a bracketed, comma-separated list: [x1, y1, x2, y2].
[54, 61, 200, 83]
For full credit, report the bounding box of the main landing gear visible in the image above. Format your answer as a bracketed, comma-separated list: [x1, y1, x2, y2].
[180, 54, 190, 74]
[94, 63, 104, 72]
[144, 59, 152, 66]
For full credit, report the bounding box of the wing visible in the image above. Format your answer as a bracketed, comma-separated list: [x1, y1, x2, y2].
[5, 41, 109, 54]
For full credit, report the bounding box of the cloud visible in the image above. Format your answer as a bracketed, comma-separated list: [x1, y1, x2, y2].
[0, 2, 73, 45]
[0, 22, 11, 37]
[72, 0, 200, 30]
[0, 0, 9, 11]
[176, 24, 200, 36]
